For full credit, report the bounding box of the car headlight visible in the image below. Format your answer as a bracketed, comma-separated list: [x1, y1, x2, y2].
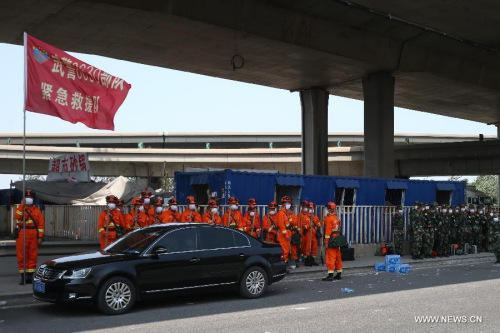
[63, 268, 91, 279]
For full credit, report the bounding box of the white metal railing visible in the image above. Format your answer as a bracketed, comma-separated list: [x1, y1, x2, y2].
[37, 205, 410, 244]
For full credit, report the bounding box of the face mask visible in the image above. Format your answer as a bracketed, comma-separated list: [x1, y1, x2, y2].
[425, 206, 429, 210]
[302, 208, 308, 213]
[269, 210, 276, 215]
[231, 204, 238, 210]
[189, 204, 196, 210]
[143, 198, 150, 205]
[309, 209, 314, 214]
[170, 205, 178, 211]
[107, 203, 116, 210]
[479, 210, 483, 214]
[414, 206, 418, 209]
[156, 207, 163, 214]
[25, 197, 34, 205]
[461, 208, 465, 212]
[448, 209, 452, 213]
[138, 206, 144, 212]
[249, 211, 255, 217]
[490, 213, 494, 217]
[494, 217, 498, 222]
[398, 210, 403, 214]
[470, 209, 475, 213]
[285, 204, 291, 210]
[211, 208, 218, 214]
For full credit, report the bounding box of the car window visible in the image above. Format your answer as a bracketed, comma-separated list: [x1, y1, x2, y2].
[198, 227, 236, 250]
[233, 231, 251, 247]
[107, 228, 165, 254]
[153, 228, 197, 253]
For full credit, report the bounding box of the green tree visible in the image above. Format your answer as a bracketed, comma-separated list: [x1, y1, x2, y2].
[448, 176, 470, 183]
[473, 175, 498, 204]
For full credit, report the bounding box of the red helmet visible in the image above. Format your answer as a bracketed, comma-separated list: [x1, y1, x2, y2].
[153, 197, 164, 206]
[281, 196, 292, 204]
[308, 202, 315, 209]
[105, 195, 118, 203]
[131, 197, 143, 206]
[268, 201, 278, 209]
[168, 197, 178, 205]
[141, 190, 151, 198]
[186, 196, 197, 204]
[207, 199, 218, 208]
[117, 199, 124, 206]
[248, 198, 257, 207]
[326, 202, 337, 210]
[300, 200, 309, 207]
[228, 196, 238, 204]
[25, 190, 35, 198]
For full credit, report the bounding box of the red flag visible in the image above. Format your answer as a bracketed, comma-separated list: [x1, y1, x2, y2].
[24, 33, 131, 130]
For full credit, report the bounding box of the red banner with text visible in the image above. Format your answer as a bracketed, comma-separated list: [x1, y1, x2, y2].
[25, 33, 131, 130]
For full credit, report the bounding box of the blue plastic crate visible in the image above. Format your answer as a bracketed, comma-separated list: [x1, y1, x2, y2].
[386, 263, 400, 273]
[398, 263, 410, 274]
[374, 262, 386, 272]
[385, 254, 401, 265]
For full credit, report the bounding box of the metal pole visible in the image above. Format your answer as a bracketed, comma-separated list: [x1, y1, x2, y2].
[22, 32, 28, 284]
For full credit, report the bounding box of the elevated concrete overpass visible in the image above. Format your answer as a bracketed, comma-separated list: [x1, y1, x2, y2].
[2, 0, 500, 177]
[0, 132, 493, 149]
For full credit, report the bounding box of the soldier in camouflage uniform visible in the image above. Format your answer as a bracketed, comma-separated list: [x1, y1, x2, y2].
[472, 205, 485, 252]
[468, 205, 478, 250]
[483, 206, 493, 252]
[436, 205, 450, 257]
[487, 211, 500, 263]
[449, 206, 459, 246]
[392, 205, 405, 256]
[456, 204, 469, 254]
[422, 203, 436, 258]
[410, 202, 424, 260]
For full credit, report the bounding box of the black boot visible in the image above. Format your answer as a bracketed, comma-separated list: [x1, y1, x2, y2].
[26, 273, 33, 284]
[333, 272, 342, 280]
[19, 273, 25, 285]
[322, 273, 334, 281]
[311, 257, 319, 266]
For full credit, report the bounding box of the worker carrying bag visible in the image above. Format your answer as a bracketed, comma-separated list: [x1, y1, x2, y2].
[328, 231, 348, 248]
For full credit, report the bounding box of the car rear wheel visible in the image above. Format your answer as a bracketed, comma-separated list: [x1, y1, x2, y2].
[239, 266, 268, 299]
[96, 276, 136, 315]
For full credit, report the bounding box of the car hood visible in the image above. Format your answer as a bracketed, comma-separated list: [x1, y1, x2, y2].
[43, 251, 137, 270]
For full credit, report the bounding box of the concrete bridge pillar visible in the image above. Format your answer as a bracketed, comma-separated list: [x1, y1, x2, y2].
[300, 88, 329, 175]
[362, 72, 395, 178]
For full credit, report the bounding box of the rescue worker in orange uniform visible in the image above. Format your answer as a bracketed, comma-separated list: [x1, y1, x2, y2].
[164, 197, 182, 222]
[181, 196, 202, 222]
[98, 195, 121, 250]
[202, 199, 222, 224]
[262, 201, 279, 243]
[124, 197, 149, 231]
[150, 197, 169, 224]
[287, 200, 304, 267]
[115, 198, 127, 237]
[242, 198, 261, 238]
[304, 201, 321, 266]
[297, 200, 312, 264]
[323, 202, 343, 281]
[223, 196, 243, 228]
[15, 190, 44, 285]
[141, 190, 155, 219]
[276, 196, 294, 267]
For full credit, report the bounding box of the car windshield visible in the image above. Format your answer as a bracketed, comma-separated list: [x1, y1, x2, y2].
[105, 228, 166, 254]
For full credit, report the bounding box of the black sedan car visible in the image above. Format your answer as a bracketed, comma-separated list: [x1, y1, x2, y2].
[33, 223, 286, 315]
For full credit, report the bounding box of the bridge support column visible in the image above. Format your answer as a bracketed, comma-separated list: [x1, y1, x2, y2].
[362, 72, 395, 178]
[300, 88, 329, 175]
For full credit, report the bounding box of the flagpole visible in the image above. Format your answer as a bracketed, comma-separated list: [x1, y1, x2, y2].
[22, 32, 27, 284]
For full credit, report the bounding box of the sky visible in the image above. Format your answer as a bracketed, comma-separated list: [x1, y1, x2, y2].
[0, 42, 496, 188]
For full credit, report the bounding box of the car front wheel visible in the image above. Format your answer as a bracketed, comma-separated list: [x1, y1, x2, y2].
[239, 266, 268, 299]
[96, 276, 136, 315]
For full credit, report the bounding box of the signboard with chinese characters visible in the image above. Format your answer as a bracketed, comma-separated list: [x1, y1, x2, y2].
[47, 153, 91, 182]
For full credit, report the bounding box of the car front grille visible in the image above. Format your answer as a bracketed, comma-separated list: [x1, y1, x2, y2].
[36, 266, 66, 281]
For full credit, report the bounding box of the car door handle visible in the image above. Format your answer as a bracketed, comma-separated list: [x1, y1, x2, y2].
[239, 254, 246, 259]
[190, 258, 200, 263]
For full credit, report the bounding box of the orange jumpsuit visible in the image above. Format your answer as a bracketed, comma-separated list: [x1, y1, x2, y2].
[180, 209, 202, 222]
[164, 208, 182, 223]
[144, 204, 155, 220]
[150, 211, 170, 224]
[289, 211, 305, 261]
[15, 205, 44, 274]
[124, 210, 149, 231]
[98, 209, 122, 250]
[276, 208, 293, 262]
[201, 211, 222, 224]
[223, 210, 243, 228]
[242, 212, 261, 238]
[262, 213, 278, 243]
[308, 213, 322, 257]
[298, 211, 313, 257]
[324, 213, 343, 274]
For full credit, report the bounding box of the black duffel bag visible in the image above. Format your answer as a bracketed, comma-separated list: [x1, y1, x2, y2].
[291, 232, 301, 246]
[328, 232, 348, 248]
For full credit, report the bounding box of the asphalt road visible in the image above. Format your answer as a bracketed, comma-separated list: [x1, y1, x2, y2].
[1, 262, 499, 333]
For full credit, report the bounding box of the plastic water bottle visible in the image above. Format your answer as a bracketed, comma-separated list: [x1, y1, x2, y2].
[341, 287, 354, 293]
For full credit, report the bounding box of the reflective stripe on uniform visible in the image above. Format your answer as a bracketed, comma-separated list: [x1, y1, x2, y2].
[98, 228, 105, 232]
[325, 235, 330, 239]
